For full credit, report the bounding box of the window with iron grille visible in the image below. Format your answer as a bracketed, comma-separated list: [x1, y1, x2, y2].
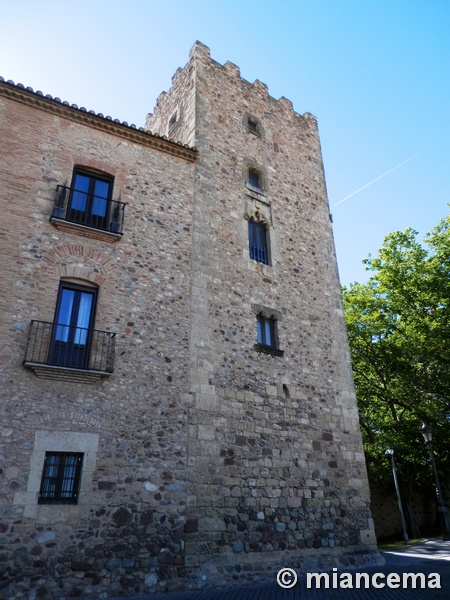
[248, 219, 269, 265]
[38, 452, 83, 504]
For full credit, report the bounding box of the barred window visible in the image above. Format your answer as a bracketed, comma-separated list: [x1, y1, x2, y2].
[38, 452, 83, 504]
[249, 219, 269, 265]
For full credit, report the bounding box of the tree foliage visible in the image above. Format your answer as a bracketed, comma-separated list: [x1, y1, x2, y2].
[343, 215, 450, 530]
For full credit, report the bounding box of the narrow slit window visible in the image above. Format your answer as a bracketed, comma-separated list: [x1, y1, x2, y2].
[169, 112, 177, 129]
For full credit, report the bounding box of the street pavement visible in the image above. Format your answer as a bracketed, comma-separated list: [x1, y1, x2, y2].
[106, 538, 450, 600]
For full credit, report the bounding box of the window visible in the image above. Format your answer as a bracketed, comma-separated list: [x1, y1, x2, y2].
[243, 160, 266, 195]
[38, 452, 83, 505]
[51, 168, 125, 238]
[68, 169, 113, 230]
[14, 431, 99, 517]
[247, 118, 258, 133]
[24, 280, 115, 379]
[244, 114, 263, 137]
[248, 168, 262, 189]
[50, 282, 98, 369]
[249, 219, 269, 265]
[253, 305, 284, 357]
[257, 314, 276, 347]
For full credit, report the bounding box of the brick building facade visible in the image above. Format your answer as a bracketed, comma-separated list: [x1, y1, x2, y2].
[0, 42, 380, 598]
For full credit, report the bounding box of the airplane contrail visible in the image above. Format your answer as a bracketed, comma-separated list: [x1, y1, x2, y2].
[333, 150, 426, 207]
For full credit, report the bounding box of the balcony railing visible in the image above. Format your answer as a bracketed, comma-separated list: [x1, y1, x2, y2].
[50, 185, 125, 235]
[24, 320, 115, 375]
[249, 242, 269, 265]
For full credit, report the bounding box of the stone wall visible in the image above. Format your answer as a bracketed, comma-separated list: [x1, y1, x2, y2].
[370, 485, 435, 540]
[147, 41, 379, 585]
[0, 42, 380, 599]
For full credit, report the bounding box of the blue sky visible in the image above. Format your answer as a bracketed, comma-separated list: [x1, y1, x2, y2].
[2, 0, 449, 285]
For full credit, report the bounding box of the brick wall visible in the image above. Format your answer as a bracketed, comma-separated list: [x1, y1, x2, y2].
[0, 84, 196, 598]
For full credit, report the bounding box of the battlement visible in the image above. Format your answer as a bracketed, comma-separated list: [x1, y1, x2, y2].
[147, 41, 317, 148]
[188, 41, 315, 121]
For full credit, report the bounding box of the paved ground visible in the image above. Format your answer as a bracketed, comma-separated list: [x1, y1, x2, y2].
[107, 538, 450, 600]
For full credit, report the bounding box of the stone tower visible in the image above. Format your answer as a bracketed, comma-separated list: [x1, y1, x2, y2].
[146, 41, 379, 579]
[0, 42, 379, 599]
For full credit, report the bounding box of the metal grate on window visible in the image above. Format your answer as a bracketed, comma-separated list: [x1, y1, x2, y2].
[248, 220, 269, 265]
[38, 452, 83, 505]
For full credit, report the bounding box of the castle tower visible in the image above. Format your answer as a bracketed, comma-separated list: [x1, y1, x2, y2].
[146, 42, 379, 580]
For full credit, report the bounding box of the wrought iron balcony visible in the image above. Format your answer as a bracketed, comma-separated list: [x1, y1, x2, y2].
[24, 320, 115, 381]
[50, 185, 125, 236]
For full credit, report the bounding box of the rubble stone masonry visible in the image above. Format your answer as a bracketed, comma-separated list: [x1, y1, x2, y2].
[0, 42, 380, 599]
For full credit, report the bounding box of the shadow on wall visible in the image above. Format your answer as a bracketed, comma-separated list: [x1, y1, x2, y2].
[370, 483, 435, 540]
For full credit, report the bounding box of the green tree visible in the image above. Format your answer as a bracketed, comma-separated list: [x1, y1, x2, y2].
[343, 216, 450, 536]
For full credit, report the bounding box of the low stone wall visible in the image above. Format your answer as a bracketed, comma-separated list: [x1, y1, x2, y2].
[370, 485, 435, 540]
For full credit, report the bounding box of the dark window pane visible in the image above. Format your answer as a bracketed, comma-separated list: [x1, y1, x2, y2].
[248, 169, 260, 188]
[68, 170, 113, 230]
[92, 180, 110, 217]
[249, 221, 269, 265]
[38, 452, 83, 504]
[55, 289, 75, 342]
[51, 283, 97, 369]
[72, 174, 90, 212]
[257, 318, 263, 344]
[256, 315, 276, 348]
